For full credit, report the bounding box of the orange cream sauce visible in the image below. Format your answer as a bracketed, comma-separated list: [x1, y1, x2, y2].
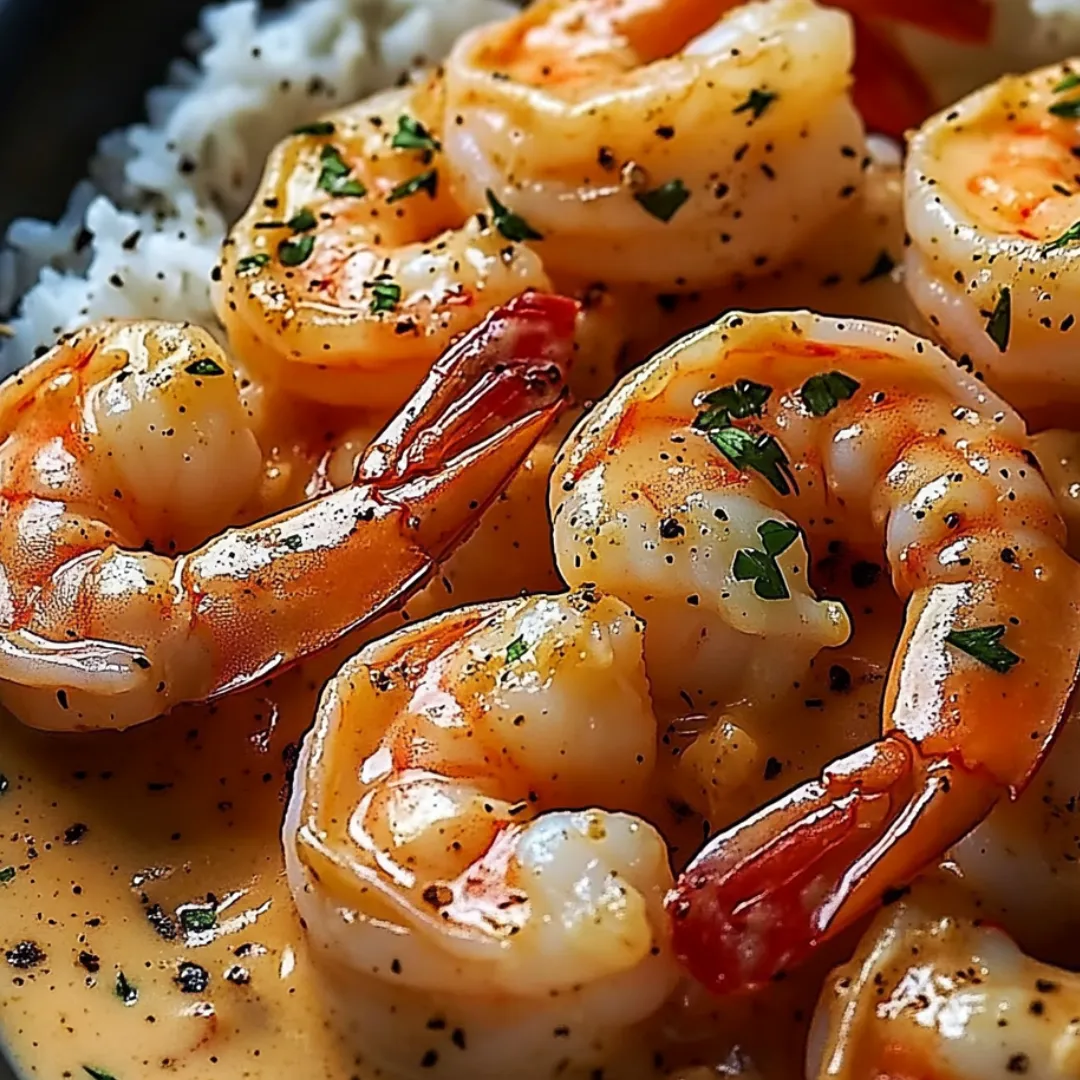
[0, 428, 908, 1080]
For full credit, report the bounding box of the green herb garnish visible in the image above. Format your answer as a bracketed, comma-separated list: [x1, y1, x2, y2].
[1050, 71, 1080, 117]
[707, 425, 796, 496]
[506, 637, 528, 664]
[1042, 221, 1080, 253]
[179, 904, 218, 933]
[635, 179, 690, 223]
[733, 88, 777, 121]
[83, 1068, 118, 1080]
[986, 287, 1011, 352]
[387, 169, 439, 203]
[732, 520, 800, 600]
[391, 115, 441, 155]
[801, 372, 859, 417]
[115, 971, 138, 1006]
[278, 234, 315, 267]
[945, 624, 1020, 674]
[369, 279, 402, 314]
[486, 190, 543, 242]
[0, 867, 15, 884]
[236, 253, 270, 276]
[287, 207, 317, 233]
[185, 358, 224, 377]
[317, 145, 367, 197]
[694, 379, 772, 429]
[294, 120, 336, 136]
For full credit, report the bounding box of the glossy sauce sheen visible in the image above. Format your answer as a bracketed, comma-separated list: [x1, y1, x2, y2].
[0, 502, 907, 1079]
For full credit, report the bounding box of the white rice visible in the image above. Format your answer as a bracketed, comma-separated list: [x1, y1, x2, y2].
[2, 0, 1079, 377]
[0, 0, 512, 374]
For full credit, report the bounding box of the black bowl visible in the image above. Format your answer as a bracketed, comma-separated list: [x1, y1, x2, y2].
[0, 0, 212, 233]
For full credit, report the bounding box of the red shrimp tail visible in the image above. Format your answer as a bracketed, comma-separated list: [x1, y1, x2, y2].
[666, 736, 996, 994]
[845, 0, 993, 43]
[851, 17, 938, 139]
[359, 290, 576, 490]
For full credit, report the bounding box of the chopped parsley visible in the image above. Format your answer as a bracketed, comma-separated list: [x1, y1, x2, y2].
[945, 624, 1020, 674]
[694, 379, 772, 428]
[486, 190, 543, 242]
[733, 88, 778, 121]
[115, 971, 138, 1006]
[281, 535, 303, 552]
[860, 250, 896, 283]
[707, 425, 796, 496]
[293, 120, 336, 136]
[83, 1068, 118, 1080]
[179, 904, 218, 933]
[733, 520, 800, 600]
[278, 233, 315, 267]
[0, 867, 14, 884]
[286, 207, 317, 233]
[985, 287, 1012, 352]
[236, 253, 270, 276]
[317, 145, 367, 197]
[1050, 72, 1080, 117]
[1041, 221, 1080, 253]
[185, 358, 224, 377]
[635, 179, 690, 223]
[387, 169, 439, 203]
[801, 371, 859, 417]
[506, 637, 528, 664]
[391, 115, 441, 156]
[369, 278, 402, 314]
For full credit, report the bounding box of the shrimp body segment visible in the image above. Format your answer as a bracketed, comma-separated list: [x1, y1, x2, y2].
[906, 60, 1080, 419]
[284, 590, 678, 1078]
[811, 890, 1080, 1079]
[552, 309, 1080, 994]
[218, 77, 551, 409]
[443, 0, 866, 289]
[0, 293, 573, 731]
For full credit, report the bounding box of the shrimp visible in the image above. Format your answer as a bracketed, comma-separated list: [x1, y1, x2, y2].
[216, 74, 551, 410]
[284, 589, 678, 1079]
[442, 0, 867, 290]
[550, 308, 1080, 994]
[0, 291, 573, 732]
[906, 60, 1080, 423]
[809, 886, 1080, 1079]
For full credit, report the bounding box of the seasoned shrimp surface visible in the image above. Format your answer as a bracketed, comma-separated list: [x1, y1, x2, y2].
[0, 294, 572, 731]
[218, 75, 551, 409]
[443, 0, 866, 289]
[906, 60, 1080, 420]
[810, 889, 1080, 1079]
[552, 309, 1080, 994]
[284, 590, 678, 1079]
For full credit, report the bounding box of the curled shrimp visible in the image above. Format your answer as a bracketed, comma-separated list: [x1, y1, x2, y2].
[0, 292, 573, 732]
[284, 589, 677, 1079]
[906, 60, 1080, 422]
[809, 886, 1080, 1079]
[443, 0, 866, 289]
[551, 308, 1080, 994]
[217, 74, 551, 409]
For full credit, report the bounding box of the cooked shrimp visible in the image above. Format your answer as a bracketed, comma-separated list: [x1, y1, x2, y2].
[810, 887, 1080, 1079]
[906, 60, 1080, 422]
[0, 292, 573, 732]
[217, 74, 551, 409]
[443, 0, 866, 289]
[284, 589, 678, 1079]
[551, 309, 1080, 994]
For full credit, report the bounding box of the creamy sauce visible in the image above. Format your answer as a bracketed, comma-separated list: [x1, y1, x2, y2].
[0, 437, 909, 1080]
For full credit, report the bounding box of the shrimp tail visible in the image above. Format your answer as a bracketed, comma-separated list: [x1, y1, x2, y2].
[850, 17, 936, 139]
[846, 0, 993, 43]
[666, 736, 997, 994]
